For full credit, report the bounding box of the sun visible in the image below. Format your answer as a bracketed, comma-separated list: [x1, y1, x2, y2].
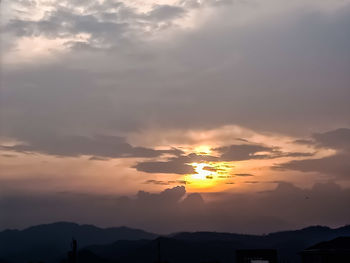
[191, 163, 213, 179]
[184, 161, 234, 189]
[185, 162, 219, 189]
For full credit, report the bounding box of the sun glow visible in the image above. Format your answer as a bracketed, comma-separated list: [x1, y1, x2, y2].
[185, 162, 234, 189]
[194, 145, 212, 155]
[191, 163, 213, 179]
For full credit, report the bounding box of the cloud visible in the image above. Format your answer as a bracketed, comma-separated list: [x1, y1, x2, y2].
[282, 152, 315, 157]
[234, 173, 254, 177]
[133, 141, 314, 174]
[136, 185, 186, 204]
[5, 7, 128, 49]
[276, 153, 350, 179]
[182, 0, 234, 8]
[2, 1, 350, 149]
[3, 1, 188, 51]
[1, 134, 181, 159]
[1, 154, 17, 158]
[144, 179, 188, 185]
[218, 175, 233, 178]
[293, 139, 315, 145]
[134, 160, 195, 174]
[244, 181, 259, 184]
[203, 166, 217, 172]
[215, 144, 276, 161]
[313, 128, 350, 151]
[1, 183, 349, 234]
[276, 128, 350, 179]
[215, 144, 312, 161]
[146, 5, 186, 21]
[88, 156, 110, 161]
[182, 192, 204, 207]
[134, 153, 218, 174]
[144, 179, 170, 185]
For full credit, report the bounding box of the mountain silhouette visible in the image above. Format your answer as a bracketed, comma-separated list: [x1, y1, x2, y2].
[83, 225, 350, 263]
[0, 223, 349, 263]
[0, 222, 157, 263]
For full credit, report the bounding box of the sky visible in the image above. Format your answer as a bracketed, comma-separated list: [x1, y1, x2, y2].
[0, 0, 350, 234]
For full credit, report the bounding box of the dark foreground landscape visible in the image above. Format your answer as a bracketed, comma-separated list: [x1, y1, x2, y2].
[0, 222, 350, 263]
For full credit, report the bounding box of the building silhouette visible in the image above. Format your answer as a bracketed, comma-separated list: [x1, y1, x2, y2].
[236, 249, 277, 263]
[301, 236, 350, 263]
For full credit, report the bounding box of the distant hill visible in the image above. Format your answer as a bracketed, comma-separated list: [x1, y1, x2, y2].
[0, 223, 349, 263]
[305, 236, 350, 250]
[0, 222, 157, 263]
[85, 225, 350, 263]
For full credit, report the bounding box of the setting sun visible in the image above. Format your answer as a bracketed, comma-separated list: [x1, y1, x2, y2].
[191, 163, 213, 179]
[185, 162, 218, 188]
[184, 161, 234, 189]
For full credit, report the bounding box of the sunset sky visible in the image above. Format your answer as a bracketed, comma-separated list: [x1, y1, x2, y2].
[1, 0, 350, 234]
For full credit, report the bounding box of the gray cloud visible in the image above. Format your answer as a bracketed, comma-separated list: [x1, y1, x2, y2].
[282, 152, 315, 157]
[5, 7, 128, 48]
[134, 143, 313, 174]
[2, 3, 350, 151]
[276, 128, 350, 179]
[146, 5, 186, 21]
[215, 144, 312, 161]
[234, 173, 254, 177]
[203, 166, 218, 172]
[181, 0, 233, 8]
[144, 179, 170, 185]
[144, 179, 188, 185]
[313, 128, 350, 151]
[1, 134, 181, 159]
[276, 153, 350, 178]
[244, 181, 259, 184]
[293, 139, 315, 145]
[216, 144, 277, 161]
[136, 185, 186, 204]
[1, 154, 17, 158]
[88, 156, 110, 161]
[134, 159, 196, 174]
[4, 1, 188, 50]
[134, 153, 218, 174]
[1, 183, 349, 234]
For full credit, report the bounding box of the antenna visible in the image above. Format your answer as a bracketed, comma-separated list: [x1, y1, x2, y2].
[68, 238, 77, 263]
[157, 239, 161, 263]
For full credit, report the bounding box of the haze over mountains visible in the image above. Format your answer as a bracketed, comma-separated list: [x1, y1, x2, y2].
[1, 222, 349, 263]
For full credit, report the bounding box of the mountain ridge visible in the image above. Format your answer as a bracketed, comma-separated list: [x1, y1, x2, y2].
[0, 222, 349, 263]
[0, 222, 158, 263]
